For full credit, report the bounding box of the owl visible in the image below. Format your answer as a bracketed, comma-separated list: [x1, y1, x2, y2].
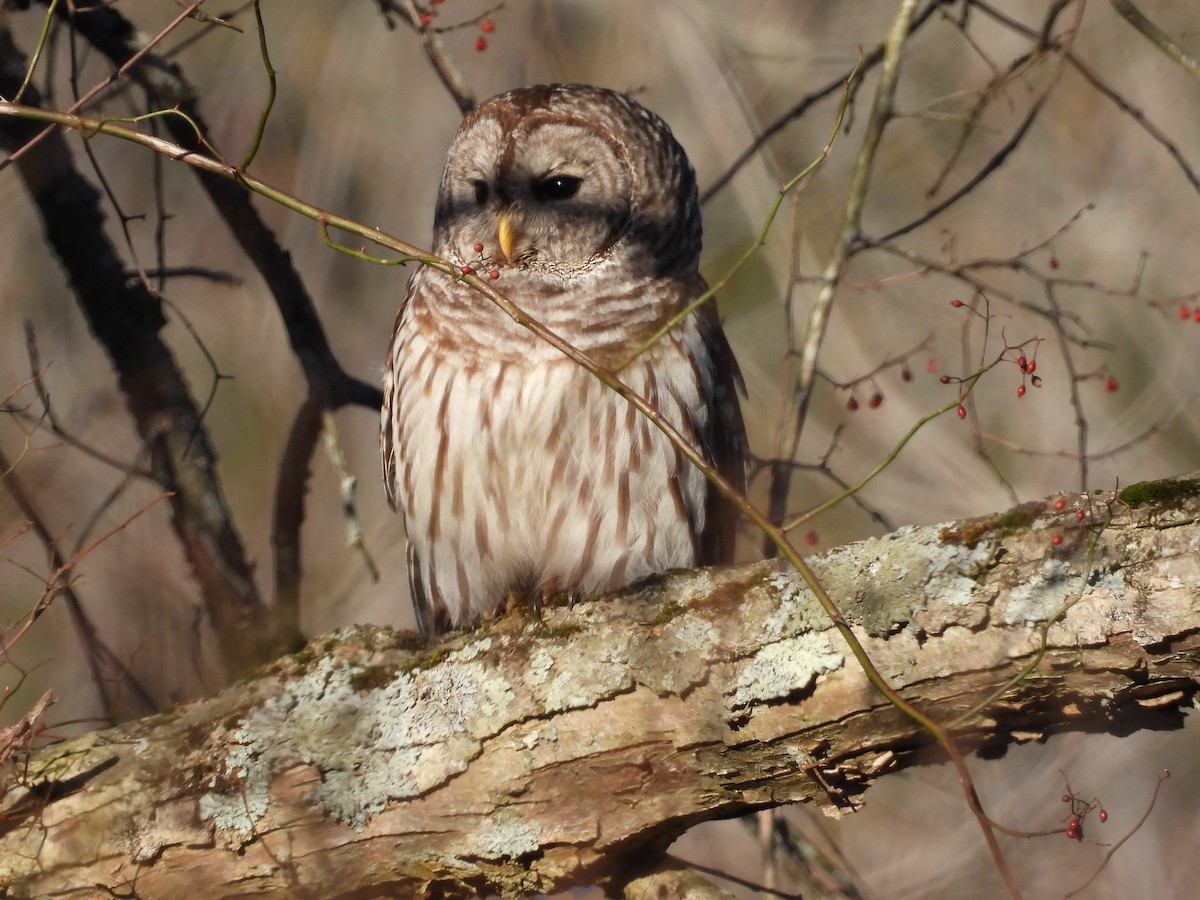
[382, 84, 746, 634]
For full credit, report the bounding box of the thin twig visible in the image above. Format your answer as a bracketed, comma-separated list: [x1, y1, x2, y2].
[765, 2, 917, 549]
[700, 0, 945, 203]
[239, 0, 276, 170]
[394, 0, 476, 114]
[1109, 0, 1200, 82]
[0, 445, 159, 718]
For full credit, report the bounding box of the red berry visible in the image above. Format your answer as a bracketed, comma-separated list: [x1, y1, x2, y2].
[461, 265, 474, 275]
[1062, 794, 1072, 803]
[1016, 355, 1028, 371]
[1026, 359, 1036, 374]
[475, 36, 488, 51]
[1076, 510, 1085, 521]
[950, 299, 964, 308]
[1049, 256, 1059, 270]
[420, 13, 432, 24]
[1051, 534, 1064, 546]
[847, 396, 859, 411]
[473, 243, 484, 253]
[1016, 384, 1026, 398]
[1054, 499, 1066, 511]
[488, 269, 499, 280]
[868, 392, 883, 409]
[1193, 308, 1200, 322]
[940, 375, 951, 384]
[926, 359, 938, 373]
[804, 531, 819, 547]
[956, 405, 967, 419]
[1105, 376, 1119, 392]
[901, 368, 913, 382]
[1099, 809, 1108, 823]
[481, 18, 495, 32]
[1180, 306, 1191, 320]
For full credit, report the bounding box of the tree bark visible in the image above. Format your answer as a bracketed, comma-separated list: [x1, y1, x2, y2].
[2, 476, 1198, 898]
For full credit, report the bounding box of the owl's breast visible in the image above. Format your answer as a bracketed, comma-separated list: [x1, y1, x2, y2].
[404, 264, 693, 366]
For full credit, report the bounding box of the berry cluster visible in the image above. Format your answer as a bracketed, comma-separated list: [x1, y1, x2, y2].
[417, 2, 498, 52]
[1060, 787, 1108, 842]
[941, 297, 1047, 417]
[842, 356, 919, 413]
[845, 391, 886, 412]
[1013, 351, 1041, 397]
[466, 242, 501, 280]
[1046, 495, 1089, 547]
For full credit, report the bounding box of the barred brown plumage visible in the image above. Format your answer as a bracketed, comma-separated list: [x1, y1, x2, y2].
[382, 84, 746, 633]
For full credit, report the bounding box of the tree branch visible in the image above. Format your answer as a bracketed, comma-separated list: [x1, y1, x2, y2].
[0, 26, 276, 676]
[2, 475, 1197, 897]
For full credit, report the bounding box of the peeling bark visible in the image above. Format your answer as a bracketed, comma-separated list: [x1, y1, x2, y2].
[1, 477, 1198, 898]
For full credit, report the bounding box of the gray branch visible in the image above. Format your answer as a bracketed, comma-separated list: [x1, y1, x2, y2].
[1, 476, 1198, 898]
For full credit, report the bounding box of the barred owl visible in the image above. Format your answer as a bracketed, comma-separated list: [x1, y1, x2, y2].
[382, 84, 745, 634]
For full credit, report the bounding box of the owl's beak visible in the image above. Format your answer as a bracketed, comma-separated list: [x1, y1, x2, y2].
[496, 214, 517, 262]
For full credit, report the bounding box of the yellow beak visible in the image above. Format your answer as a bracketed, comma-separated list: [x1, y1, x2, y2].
[497, 214, 516, 261]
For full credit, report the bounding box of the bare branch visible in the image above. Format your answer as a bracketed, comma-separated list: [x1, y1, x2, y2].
[0, 30, 275, 675]
[1109, 0, 1200, 82]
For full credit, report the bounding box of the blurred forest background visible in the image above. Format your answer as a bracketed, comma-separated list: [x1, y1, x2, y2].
[1, 1, 1198, 896]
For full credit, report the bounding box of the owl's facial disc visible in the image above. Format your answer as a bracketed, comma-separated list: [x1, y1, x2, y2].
[437, 115, 633, 273]
[502, 122, 629, 270]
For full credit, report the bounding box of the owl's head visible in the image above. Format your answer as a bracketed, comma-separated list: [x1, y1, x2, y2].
[432, 84, 701, 281]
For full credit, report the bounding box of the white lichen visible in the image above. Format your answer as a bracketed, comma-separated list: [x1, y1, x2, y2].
[528, 646, 555, 685]
[199, 652, 519, 837]
[1003, 559, 1081, 625]
[730, 634, 843, 711]
[761, 571, 825, 639]
[666, 614, 720, 655]
[924, 540, 995, 608]
[469, 813, 542, 860]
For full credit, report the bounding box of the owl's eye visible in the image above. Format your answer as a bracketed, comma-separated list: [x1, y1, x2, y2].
[472, 180, 490, 204]
[533, 175, 582, 202]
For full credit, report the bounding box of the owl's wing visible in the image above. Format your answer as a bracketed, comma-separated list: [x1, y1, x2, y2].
[381, 317, 404, 513]
[383, 272, 456, 635]
[696, 298, 748, 567]
[382, 269, 427, 513]
[407, 541, 451, 635]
